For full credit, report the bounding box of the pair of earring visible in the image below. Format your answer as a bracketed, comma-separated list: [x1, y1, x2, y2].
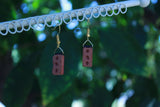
[52, 20, 93, 75]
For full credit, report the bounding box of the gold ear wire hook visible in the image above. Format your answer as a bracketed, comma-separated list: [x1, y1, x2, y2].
[56, 34, 60, 48]
[51, 24, 64, 54]
[54, 25, 64, 54]
[56, 25, 61, 48]
[83, 19, 93, 47]
[87, 19, 90, 40]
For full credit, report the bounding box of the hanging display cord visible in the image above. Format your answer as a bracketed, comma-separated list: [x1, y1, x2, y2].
[0, 0, 150, 35]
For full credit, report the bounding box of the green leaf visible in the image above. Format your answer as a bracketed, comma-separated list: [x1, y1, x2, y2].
[47, 85, 74, 107]
[126, 76, 158, 106]
[38, 31, 80, 106]
[2, 54, 36, 107]
[32, 0, 41, 10]
[96, 0, 113, 4]
[71, 0, 85, 9]
[155, 53, 160, 100]
[99, 27, 147, 77]
[0, 0, 14, 21]
[155, 0, 160, 16]
[90, 87, 114, 107]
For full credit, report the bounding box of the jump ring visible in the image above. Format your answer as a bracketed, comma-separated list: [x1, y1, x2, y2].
[16, 21, 24, 33]
[22, 19, 30, 31]
[106, 6, 114, 17]
[63, 13, 72, 24]
[112, 5, 120, 15]
[54, 15, 63, 26]
[37, 16, 45, 29]
[45, 15, 54, 27]
[100, 6, 107, 17]
[0, 24, 9, 36]
[120, 4, 127, 14]
[93, 7, 100, 18]
[29, 17, 38, 29]
[76, 10, 85, 22]
[85, 8, 93, 19]
[8, 22, 17, 34]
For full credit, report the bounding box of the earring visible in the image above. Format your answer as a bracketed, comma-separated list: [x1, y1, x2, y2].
[52, 26, 64, 75]
[82, 19, 93, 67]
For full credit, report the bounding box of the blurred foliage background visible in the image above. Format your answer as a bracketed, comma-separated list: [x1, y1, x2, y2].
[0, 0, 160, 107]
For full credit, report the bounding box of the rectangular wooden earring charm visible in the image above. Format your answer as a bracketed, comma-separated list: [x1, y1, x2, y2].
[52, 48, 64, 75]
[82, 40, 93, 67]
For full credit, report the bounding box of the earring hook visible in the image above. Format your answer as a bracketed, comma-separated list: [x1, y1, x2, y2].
[87, 19, 90, 39]
[54, 25, 64, 54]
[83, 19, 93, 47]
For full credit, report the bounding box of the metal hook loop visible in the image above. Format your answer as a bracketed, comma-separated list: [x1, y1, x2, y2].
[83, 39, 93, 47]
[54, 47, 64, 54]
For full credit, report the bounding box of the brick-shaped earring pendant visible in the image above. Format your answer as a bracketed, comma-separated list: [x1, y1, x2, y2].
[83, 45, 93, 67]
[52, 53, 64, 75]
[82, 37, 93, 67]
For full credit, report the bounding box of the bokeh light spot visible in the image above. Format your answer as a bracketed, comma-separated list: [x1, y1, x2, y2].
[38, 33, 46, 42]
